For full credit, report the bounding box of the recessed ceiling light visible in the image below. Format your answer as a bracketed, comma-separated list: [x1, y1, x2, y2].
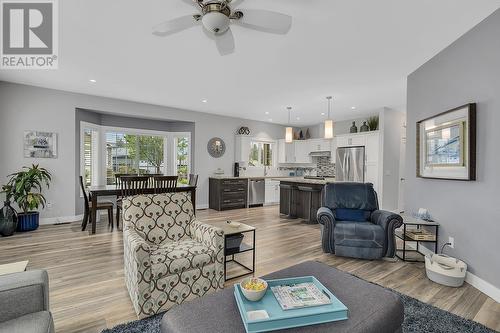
[265, 111, 269, 115]
[351, 106, 356, 110]
[268, 118, 273, 122]
[321, 112, 325, 116]
[202, 99, 208, 103]
[89, 79, 96, 83]
[296, 117, 300, 120]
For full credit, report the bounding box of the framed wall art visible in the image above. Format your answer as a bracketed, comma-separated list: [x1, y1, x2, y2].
[24, 131, 58, 158]
[416, 103, 476, 181]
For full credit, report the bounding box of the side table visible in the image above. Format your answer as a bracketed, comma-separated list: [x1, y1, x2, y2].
[395, 215, 439, 262]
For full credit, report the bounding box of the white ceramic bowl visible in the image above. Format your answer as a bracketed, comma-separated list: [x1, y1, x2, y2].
[240, 277, 268, 302]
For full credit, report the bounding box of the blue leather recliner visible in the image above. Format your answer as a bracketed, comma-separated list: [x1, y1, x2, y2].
[317, 182, 403, 260]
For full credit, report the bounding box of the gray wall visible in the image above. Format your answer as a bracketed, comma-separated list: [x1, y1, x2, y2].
[74, 109, 195, 215]
[406, 9, 500, 289]
[0, 81, 285, 218]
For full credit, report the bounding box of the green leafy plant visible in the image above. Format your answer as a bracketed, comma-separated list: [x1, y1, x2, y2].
[1, 164, 52, 214]
[367, 116, 379, 131]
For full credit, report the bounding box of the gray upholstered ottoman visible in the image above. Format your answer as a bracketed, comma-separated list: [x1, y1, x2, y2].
[161, 261, 404, 333]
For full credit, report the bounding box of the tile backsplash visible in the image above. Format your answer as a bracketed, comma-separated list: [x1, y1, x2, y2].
[316, 156, 335, 177]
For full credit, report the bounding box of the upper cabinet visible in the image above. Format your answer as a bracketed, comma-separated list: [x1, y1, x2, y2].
[336, 133, 366, 147]
[308, 139, 331, 152]
[294, 141, 310, 163]
[234, 135, 252, 162]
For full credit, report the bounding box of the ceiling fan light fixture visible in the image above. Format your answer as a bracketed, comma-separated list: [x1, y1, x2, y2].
[202, 10, 230, 34]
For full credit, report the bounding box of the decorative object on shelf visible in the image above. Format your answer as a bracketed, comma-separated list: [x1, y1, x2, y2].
[293, 131, 299, 140]
[417, 103, 476, 181]
[324, 96, 334, 139]
[237, 127, 251, 135]
[0, 200, 18, 237]
[214, 168, 225, 175]
[285, 107, 293, 143]
[360, 121, 369, 132]
[2, 164, 51, 232]
[24, 131, 58, 158]
[299, 130, 304, 140]
[367, 116, 379, 131]
[305, 128, 311, 139]
[207, 137, 226, 158]
[349, 121, 358, 133]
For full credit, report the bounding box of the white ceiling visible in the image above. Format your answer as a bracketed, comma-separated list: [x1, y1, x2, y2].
[1, 0, 499, 126]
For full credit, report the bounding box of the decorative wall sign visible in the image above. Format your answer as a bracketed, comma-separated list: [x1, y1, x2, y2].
[207, 137, 226, 158]
[416, 103, 476, 180]
[237, 127, 251, 135]
[24, 131, 58, 158]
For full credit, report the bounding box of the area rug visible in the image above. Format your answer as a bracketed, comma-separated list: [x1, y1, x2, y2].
[102, 292, 497, 333]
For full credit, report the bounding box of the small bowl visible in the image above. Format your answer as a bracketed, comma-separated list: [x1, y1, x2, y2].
[240, 277, 268, 302]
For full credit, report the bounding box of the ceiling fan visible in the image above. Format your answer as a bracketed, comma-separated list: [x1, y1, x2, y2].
[152, 0, 292, 55]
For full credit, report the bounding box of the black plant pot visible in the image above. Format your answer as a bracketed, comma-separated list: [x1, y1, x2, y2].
[17, 211, 39, 232]
[0, 201, 18, 237]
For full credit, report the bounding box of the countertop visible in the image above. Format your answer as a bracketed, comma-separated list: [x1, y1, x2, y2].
[209, 175, 297, 180]
[271, 177, 336, 185]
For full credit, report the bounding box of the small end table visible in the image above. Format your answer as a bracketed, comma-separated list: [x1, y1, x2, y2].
[0, 260, 29, 276]
[395, 215, 439, 262]
[207, 221, 256, 281]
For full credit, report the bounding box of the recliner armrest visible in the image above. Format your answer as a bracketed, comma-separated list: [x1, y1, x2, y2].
[0, 270, 49, 323]
[317, 207, 335, 226]
[371, 210, 403, 231]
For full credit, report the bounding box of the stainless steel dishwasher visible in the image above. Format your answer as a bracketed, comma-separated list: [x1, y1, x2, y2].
[248, 178, 265, 207]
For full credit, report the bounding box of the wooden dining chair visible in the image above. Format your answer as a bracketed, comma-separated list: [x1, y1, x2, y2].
[153, 175, 178, 194]
[116, 176, 150, 228]
[188, 174, 199, 186]
[79, 176, 114, 231]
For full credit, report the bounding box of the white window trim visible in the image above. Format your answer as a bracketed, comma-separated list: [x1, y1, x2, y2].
[79, 121, 191, 186]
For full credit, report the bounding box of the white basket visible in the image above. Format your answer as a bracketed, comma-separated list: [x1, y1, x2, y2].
[425, 253, 467, 287]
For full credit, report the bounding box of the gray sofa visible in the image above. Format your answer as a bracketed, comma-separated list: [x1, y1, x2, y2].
[317, 182, 403, 260]
[0, 270, 54, 333]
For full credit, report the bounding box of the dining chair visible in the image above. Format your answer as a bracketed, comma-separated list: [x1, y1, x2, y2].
[188, 174, 199, 186]
[79, 176, 114, 231]
[116, 176, 150, 228]
[115, 173, 135, 187]
[153, 175, 178, 194]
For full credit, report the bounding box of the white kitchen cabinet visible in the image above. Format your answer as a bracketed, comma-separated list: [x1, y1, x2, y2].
[265, 179, 280, 204]
[364, 132, 380, 164]
[365, 164, 379, 192]
[308, 139, 331, 152]
[294, 141, 310, 163]
[336, 134, 366, 147]
[234, 135, 252, 162]
[278, 139, 296, 163]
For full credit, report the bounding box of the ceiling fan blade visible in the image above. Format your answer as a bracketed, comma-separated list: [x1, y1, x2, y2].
[152, 15, 198, 37]
[228, 0, 244, 8]
[236, 9, 292, 34]
[182, 0, 202, 9]
[215, 28, 235, 56]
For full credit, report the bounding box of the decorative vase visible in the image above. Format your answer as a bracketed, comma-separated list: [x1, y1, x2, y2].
[360, 121, 369, 132]
[0, 201, 18, 237]
[305, 128, 311, 139]
[299, 130, 304, 140]
[350, 121, 358, 133]
[17, 211, 39, 232]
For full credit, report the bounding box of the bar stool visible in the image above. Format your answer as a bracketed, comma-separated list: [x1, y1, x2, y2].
[279, 184, 296, 218]
[297, 185, 322, 224]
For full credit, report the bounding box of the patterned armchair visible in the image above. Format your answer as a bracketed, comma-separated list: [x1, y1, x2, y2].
[122, 192, 224, 318]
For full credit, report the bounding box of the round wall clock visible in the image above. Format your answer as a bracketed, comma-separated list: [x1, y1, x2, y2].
[207, 137, 226, 158]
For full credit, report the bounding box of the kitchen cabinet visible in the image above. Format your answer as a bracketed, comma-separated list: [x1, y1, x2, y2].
[308, 139, 331, 152]
[278, 139, 295, 163]
[209, 178, 248, 211]
[234, 135, 252, 162]
[336, 134, 366, 147]
[265, 179, 280, 204]
[294, 141, 310, 163]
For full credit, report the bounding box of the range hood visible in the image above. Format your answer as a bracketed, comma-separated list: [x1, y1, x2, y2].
[309, 151, 331, 157]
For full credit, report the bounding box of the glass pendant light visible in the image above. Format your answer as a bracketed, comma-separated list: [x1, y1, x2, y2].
[324, 96, 334, 139]
[285, 106, 293, 143]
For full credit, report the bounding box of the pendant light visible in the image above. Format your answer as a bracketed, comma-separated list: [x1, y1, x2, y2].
[285, 106, 293, 143]
[324, 96, 334, 139]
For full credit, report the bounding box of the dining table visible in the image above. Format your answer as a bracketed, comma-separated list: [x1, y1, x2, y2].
[87, 184, 196, 235]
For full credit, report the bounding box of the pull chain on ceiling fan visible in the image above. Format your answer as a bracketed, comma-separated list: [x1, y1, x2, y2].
[153, 0, 292, 56]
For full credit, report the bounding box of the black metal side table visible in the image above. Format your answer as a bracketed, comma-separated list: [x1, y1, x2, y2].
[395, 215, 439, 262]
[208, 221, 256, 281]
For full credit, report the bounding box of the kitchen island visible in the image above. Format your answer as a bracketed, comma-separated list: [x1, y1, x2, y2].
[273, 177, 335, 224]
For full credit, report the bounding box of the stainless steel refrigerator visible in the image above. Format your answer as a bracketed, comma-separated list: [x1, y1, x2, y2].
[335, 146, 365, 182]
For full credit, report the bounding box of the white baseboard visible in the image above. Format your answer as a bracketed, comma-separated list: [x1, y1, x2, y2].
[40, 215, 83, 225]
[418, 245, 500, 303]
[196, 204, 209, 210]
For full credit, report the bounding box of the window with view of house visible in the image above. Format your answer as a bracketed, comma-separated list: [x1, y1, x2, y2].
[80, 122, 190, 187]
[249, 141, 273, 167]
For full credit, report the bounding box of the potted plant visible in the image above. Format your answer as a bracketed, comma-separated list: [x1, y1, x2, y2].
[2, 164, 51, 232]
[367, 116, 379, 131]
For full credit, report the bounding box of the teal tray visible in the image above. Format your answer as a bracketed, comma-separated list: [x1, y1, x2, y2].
[234, 276, 348, 333]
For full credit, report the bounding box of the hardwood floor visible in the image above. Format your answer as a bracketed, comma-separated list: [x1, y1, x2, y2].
[0, 205, 498, 333]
